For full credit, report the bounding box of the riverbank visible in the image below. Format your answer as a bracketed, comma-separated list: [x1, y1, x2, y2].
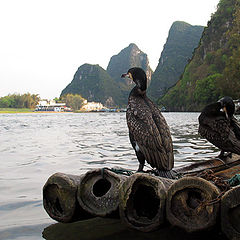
[0, 108, 34, 113]
[0, 108, 126, 114]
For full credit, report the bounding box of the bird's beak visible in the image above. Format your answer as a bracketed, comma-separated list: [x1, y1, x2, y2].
[121, 73, 129, 78]
[223, 106, 229, 119]
[121, 72, 133, 80]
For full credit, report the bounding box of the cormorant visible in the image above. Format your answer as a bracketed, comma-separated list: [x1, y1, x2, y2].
[121, 67, 174, 178]
[198, 96, 240, 159]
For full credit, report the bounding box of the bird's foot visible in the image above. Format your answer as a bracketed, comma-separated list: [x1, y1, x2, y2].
[217, 150, 226, 160]
[145, 169, 159, 176]
[226, 152, 232, 158]
[217, 151, 232, 160]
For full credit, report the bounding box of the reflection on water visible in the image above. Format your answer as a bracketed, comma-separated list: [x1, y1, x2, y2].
[42, 217, 227, 240]
[0, 112, 226, 239]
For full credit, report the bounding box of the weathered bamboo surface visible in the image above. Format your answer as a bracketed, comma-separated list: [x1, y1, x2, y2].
[215, 165, 240, 180]
[175, 154, 240, 177]
[119, 173, 175, 232]
[43, 172, 92, 223]
[77, 168, 127, 217]
[221, 185, 240, 240]
[166, 176, 221, 233]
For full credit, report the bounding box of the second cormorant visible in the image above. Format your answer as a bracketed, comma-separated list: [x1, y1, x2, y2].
[198, 96, 240, 159]
[121, 67, 174, 178]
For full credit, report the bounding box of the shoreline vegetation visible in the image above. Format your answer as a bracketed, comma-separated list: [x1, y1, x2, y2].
[0, 108, 34, 113]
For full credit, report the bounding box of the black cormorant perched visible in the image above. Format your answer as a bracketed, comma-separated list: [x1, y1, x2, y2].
[198, 96, 240, 159]
[121, 67, 174, 178]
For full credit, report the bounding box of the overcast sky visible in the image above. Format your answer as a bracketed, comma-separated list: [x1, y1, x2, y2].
[0, 0, 219, 99]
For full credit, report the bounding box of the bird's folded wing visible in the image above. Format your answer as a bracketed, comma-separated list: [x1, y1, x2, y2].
[231, 116, 240, 140]
[198, 115, 230, 141]
[127, 107, 173, 170]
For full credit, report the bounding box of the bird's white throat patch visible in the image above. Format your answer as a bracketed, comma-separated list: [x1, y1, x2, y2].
[135, 142, 140, 152]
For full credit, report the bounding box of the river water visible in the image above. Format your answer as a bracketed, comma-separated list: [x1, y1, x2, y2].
[0, 112, 220, 239]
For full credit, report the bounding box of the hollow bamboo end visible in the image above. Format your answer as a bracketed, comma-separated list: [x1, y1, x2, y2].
[77, 168, 125, 217]
[166, 176, 220, 232]
[119, 173, 167, 232]
[43, 173, 79, 223]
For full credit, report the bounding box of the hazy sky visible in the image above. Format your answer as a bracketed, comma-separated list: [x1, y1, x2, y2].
[0, 0, 219, 99]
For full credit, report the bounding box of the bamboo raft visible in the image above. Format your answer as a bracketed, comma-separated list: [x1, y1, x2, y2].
[43, 154, 240, 240]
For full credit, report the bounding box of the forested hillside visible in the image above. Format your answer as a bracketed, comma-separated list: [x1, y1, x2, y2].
[148, 21, 204, 101]
[161, 0, 240, 111]
[61, 64, 122, 107]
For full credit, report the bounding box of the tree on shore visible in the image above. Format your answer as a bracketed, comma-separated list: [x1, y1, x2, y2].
[60, 94, 85, 111]
[0, 93, 40, 109]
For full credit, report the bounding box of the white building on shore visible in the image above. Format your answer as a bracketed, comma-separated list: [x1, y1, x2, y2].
[81, 101, 104, 112]
[35, 100, 71, 112]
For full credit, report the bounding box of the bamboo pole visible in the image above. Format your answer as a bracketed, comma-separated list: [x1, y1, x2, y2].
[43, 172, 92, 223]
[175, 154, 240, 177]
[214, 165, 240, 180]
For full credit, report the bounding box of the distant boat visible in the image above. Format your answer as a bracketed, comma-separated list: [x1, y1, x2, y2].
[35, 100, 72, 112]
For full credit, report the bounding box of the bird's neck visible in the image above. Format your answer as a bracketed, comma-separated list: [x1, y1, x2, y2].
[226, 105, 235, 117]
[130, 86, 147, 97]
[138, 80, 147, 92]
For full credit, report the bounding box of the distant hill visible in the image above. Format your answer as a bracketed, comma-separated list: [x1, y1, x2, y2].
[107, 43, 152, 105]
[161, 0, 240, 111]
[107, 43, 152, 86]
[148, 21, 204, 101]
[60, 64, 122, 107]
[61, 43, 152, 107]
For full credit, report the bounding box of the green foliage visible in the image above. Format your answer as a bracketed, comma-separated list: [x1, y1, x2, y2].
[148, 22, 204, 101]
[217, 47, 240, 98]
[60, 94, 85, 111]
[0, 93, 40, 109]
[0, 108, 33, 113]
[194, 74, 221, 105]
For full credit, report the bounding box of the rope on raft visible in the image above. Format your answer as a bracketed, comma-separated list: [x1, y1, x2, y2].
[186, 171, 240, 207]
[196, 169, 231, 191]
[101, 166, 177, 178]
[228, 173, 240, 187]
[195, 170, 230, 206]
[101, 167, 134, 178]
